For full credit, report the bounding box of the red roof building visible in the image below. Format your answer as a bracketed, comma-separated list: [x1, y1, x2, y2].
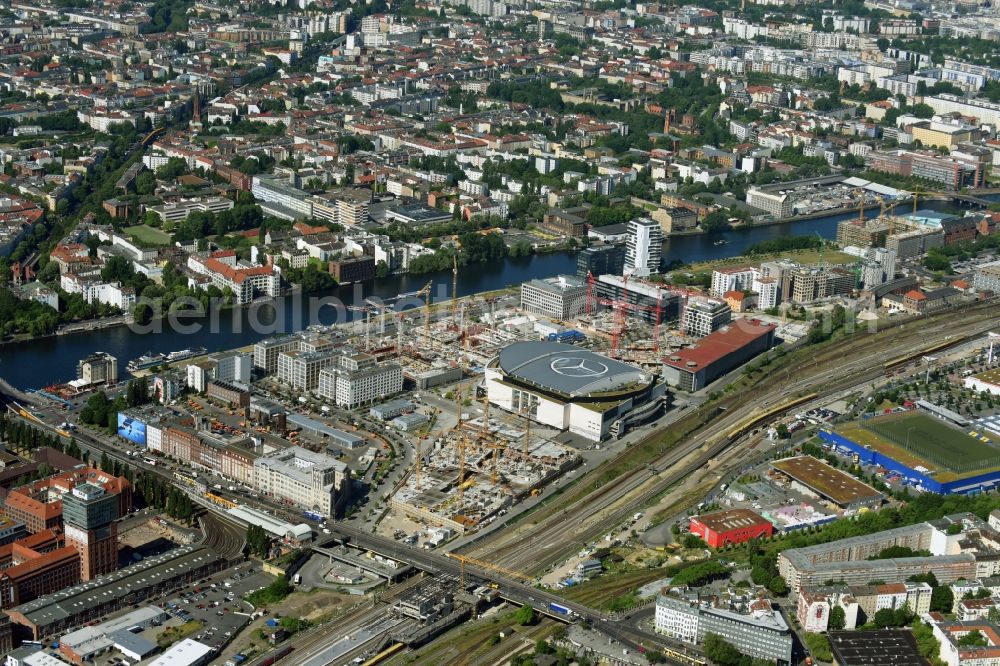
[663, 319, 776, 391]
[2, 468, 130, 535]
[690, 509, 773, 548]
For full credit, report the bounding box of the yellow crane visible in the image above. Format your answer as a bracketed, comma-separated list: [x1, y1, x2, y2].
[415, 280, 434, 337]
[457, 433, 468, 504]
[446, 552, 535, 589]
[416, 407, 445, 485]
[471, 396, 504, 486]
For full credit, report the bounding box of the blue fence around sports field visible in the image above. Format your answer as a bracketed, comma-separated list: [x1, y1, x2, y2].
[817, 430, 1000, 495]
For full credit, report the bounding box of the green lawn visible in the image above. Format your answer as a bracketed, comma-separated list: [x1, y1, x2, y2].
[124, 225, 172, 246]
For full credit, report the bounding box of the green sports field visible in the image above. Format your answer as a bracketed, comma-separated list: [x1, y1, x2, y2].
[860, 411, 1000, 476]
[124, 225, 172, 246]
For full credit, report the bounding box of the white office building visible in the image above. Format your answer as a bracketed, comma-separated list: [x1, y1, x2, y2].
[317, 354, 403, 409]
[625, 218, 662, 277]
[210, 352, 252, 384]
[276, 350, 340, 391]
[752, 276, 780, 310]
[655, 594, 793, 665]
[520, 275, 588, 319]
[254, 446, 348, 516]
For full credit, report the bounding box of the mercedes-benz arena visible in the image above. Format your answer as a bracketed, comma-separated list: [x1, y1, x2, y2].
[485, 341, 665, 441]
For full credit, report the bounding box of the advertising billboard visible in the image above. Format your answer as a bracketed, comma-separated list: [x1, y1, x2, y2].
[117, 412, 147, 446]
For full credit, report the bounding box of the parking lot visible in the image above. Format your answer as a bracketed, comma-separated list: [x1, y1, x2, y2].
[28, 564, 275, 666]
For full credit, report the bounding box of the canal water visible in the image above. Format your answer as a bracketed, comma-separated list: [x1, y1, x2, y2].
[0, 202, 962, 389]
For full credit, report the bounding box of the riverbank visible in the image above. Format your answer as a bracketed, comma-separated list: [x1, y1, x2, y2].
[663, 191, 982, 239]
[0, 197, 965, 390]
[673, 246, 859, 276]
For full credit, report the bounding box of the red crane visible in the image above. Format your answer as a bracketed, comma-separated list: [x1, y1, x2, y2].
[586, 272, 667, 358]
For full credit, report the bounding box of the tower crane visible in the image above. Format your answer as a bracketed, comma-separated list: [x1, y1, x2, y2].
[415, 280, 434, 338]
[415, 410, 437, 485]
[454, 386, 468, 503]
[396, 313, 405, 359]
[457, 433, 468, 504]
[585, 272, 667, 356]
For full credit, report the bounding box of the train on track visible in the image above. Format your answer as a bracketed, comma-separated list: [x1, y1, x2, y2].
[362, 642, 405, 665]
[256, 645, 293, 666]
[883, 338, 961, 374]
[205, 492, 237, 509]
[725, 393, 818, 441]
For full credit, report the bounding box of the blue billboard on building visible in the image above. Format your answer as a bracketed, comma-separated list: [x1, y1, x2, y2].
[117, 413, 147, 446]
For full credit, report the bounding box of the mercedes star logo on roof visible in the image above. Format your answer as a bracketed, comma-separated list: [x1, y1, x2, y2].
[550, 356, 608, 378]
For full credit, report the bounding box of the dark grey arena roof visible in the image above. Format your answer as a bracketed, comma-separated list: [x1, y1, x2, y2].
[496, 342, 649, 398]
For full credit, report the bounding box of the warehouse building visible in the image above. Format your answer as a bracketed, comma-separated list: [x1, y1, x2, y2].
[205, 380, 251, 408]
[58, 606, 165, 664]
[287, 413, 365, 449]
[6, 546, 226, 641]
[689, 509, 773, 548]
[662, 319, 776, 391]
[485, 341, 666, 441]
[146, 639, 213, 666]
[770, 456, 884, 510]
[828, 629, 928, 666]
[369, 399, 414, 421]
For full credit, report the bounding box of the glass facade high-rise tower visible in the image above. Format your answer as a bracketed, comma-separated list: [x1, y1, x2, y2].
[62, 483, 118, 581]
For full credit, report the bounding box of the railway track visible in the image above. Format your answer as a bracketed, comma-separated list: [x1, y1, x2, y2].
[200, 511, 247, 560]
[248, 575, 430, 666]
[464, 301, 1000, 573]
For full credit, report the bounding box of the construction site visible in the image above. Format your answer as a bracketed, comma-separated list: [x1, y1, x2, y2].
[385, 389, 582, 536]
[370, 274, 701, 376]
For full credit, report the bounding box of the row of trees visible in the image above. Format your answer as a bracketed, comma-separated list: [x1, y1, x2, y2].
[0, 415, 86, 461]
[133, 471, 195, 523]
[703, 633, 772, 666]
[246, 524, 272, 558]
[170, 201, 265, 241]
[744, 235, 823, 256]
[748, 545, 788, 596]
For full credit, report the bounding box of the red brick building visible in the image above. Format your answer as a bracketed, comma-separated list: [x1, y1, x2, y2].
[2, 468, 131, 535]
[0, 546, 80, 607]
[689, 509, 773, 548]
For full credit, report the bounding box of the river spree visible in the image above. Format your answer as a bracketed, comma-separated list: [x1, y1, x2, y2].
[0, 204, 954, 389]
